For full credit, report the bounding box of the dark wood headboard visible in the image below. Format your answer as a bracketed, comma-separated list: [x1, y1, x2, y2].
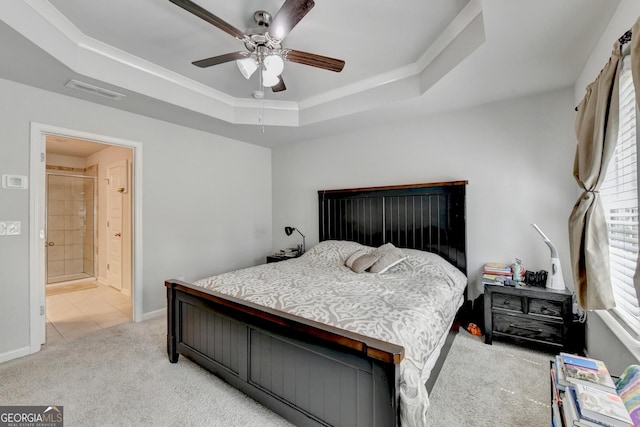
[318, 181, 468, 274]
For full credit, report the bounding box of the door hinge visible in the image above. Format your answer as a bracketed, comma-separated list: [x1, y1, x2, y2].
[107, 263, 110, 270]
[40, 306, 45, 316]
[40, 152, 45, 162]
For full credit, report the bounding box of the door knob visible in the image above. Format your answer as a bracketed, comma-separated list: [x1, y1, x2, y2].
[47, 242, 54, 246]
[115, 233, 121, 237]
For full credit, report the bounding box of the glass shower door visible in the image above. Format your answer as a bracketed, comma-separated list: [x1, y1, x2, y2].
[46, 174, 96, 284]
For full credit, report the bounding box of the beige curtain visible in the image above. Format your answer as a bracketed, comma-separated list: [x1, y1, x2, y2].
[568, 41, 622, 310]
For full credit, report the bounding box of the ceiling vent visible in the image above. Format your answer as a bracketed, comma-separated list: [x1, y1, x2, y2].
[64, 79, 126, 101]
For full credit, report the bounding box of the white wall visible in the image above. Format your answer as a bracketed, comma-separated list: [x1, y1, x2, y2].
[0, 77, 272, 359]
[575, 0, 640, 106]
[272, 88, 576, 300]
[46, 153, 86, 169]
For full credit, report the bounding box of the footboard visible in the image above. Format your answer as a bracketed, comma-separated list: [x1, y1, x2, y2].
[166, 280, 403, 427]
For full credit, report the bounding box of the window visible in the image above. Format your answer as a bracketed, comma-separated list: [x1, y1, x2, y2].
[600, 58, 640, 335]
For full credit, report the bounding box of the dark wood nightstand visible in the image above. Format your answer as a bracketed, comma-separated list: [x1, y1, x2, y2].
[484, 284, 573, 351]
[266, 255, 297, 263]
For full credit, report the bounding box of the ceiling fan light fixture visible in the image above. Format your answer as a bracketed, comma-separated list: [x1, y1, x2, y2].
[171, 1, 345, 94]
[237, 57, 258, 79]
[261, 70, 280, 88]
[263, 54, 284, 76]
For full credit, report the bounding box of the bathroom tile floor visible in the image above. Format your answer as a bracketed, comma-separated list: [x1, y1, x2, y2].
[46, 280, 131, 343]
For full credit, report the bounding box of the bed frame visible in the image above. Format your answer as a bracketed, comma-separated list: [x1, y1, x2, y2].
[166, 181, 467, 427]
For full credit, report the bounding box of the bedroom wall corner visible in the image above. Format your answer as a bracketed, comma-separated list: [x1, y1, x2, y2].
[574, 0, 640, 105]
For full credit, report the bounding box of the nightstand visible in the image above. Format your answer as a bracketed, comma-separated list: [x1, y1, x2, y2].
[266, 255, 296, 263]
[484, 284, 573, 351]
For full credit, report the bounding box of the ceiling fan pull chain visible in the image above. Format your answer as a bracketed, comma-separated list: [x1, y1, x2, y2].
[258, 68, 265, 132]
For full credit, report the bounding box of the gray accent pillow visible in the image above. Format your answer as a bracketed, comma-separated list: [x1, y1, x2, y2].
[369, 243, 409, 274]
[345, 249, 369, 268]
[349, 253, 381, 273]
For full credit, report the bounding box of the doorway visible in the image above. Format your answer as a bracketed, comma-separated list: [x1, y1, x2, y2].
[44, 135, 134, 342]
[29, 123, 143, 354]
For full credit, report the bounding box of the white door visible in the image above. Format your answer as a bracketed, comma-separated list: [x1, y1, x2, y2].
[106, 160, 126, 291]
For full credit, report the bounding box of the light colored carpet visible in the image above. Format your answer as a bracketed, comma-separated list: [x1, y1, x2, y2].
[425, 329, 552, 426]
[46, 281, 98, 296]
[0, 317, 552, 426]
[0, 317, 293, 427]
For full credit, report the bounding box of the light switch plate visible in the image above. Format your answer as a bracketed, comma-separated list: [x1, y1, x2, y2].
[2, 175, 28, 189]
[0, 221, 21, 235]
[7, 221, 20, 235]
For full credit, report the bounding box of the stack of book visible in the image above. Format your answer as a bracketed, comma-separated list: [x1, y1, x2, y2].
[482, 263, 512, 287]
[551, 352, 635, 427]
[276, 248, 299, 258]
[617, 365, 640, 426]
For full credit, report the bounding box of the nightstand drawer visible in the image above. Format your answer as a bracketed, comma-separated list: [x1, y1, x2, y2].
[529, 298, 563, 318]
[493, 314, 563, 344]
[484, 284, 573, 350]
[492, 293, 523, 313]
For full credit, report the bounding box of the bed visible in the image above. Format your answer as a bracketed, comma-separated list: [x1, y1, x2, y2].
[166, 181, 468, 427]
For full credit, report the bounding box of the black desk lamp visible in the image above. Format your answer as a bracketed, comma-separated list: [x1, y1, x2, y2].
[284, 226, 305, 255]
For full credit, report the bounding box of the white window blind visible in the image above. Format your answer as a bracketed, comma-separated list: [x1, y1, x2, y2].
[600, 58, 640, 334]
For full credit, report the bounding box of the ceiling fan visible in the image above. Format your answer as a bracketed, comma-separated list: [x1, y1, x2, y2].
[169, 0, 346, 94]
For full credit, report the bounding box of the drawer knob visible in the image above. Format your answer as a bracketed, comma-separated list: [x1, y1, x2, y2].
[503, 301, 510, 305]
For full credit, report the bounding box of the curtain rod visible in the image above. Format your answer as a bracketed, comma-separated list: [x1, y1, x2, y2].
[575, 28, 633, 112]
[619, 29, 632, 45]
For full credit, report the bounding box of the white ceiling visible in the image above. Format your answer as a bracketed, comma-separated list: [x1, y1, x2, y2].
[49, 0, 468, 102]
[0, 1, 622, 147]
[46, 134, 109, 157]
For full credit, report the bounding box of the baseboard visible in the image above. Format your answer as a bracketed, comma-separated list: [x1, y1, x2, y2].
[0, 346, 31, 364]
[142, 307, 166, 321]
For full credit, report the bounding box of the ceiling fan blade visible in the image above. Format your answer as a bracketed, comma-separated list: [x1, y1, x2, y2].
[169, 0, 246, 40]
[192, 52, 248, 68]
[268, 0, 315, 41]
[282, 49, 345, 73]
[271, 76, 287, 92]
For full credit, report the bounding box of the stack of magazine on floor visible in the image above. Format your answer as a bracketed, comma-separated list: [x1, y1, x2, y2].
[551, 353, 635, 427]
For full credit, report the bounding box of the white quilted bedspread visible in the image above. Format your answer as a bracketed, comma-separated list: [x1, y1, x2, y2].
[194, 240, 467, 426]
